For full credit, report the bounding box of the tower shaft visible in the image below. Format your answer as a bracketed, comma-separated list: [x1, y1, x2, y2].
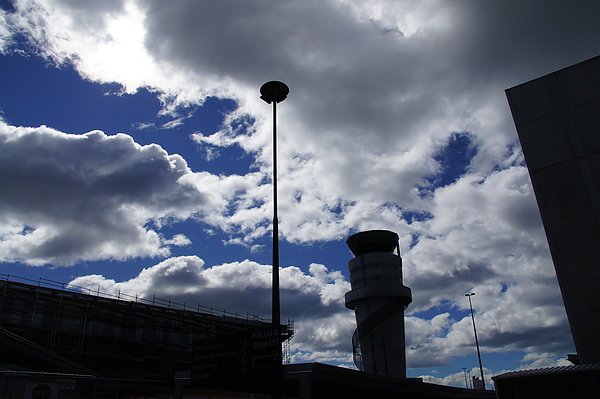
[345, 230, 412, 377]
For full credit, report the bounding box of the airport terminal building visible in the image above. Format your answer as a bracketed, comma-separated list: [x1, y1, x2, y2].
[495, 55, 600, 398]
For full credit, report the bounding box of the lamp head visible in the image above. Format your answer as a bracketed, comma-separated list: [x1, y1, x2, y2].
[260, 81, 289, 104]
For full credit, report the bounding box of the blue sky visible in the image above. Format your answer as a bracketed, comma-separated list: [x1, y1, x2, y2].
[1, 0, 599, 388]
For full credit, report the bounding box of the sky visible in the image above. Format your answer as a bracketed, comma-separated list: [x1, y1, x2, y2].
[1, 0, 599, 388]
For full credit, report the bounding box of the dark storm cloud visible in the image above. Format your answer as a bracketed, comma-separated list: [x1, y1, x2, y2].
[53, 0, 125, 31]
[141, 0, 442, 148]
[485, 325, 573, 354]
[142, 0, 600, 142]
[0, 123, 204, 265]
[138, 0, 600, 213]
[444, 1, 600, 84]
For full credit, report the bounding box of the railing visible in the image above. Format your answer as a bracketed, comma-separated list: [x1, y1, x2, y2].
[0, 273, 269, 326]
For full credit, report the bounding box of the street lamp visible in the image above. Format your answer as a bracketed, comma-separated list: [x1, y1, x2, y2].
[462, 367, 469, 389]
[260, 81, 289, 365]
[465, 292, 485, 389]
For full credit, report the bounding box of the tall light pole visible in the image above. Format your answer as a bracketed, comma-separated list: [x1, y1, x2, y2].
[465, 292, 485, 389]
[260, 81, 289, 365]
[462, 367, 469, 389]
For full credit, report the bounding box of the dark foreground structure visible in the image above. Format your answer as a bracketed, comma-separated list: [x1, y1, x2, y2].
[498, 55, 600, 397]
[494, 364, 600, 399]
[0, 274, 293, 398]
[0, 272, 496, 398]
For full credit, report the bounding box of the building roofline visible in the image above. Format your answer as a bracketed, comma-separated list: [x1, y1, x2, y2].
[506, 54, 600, 92]
[493, 363, 600, 380]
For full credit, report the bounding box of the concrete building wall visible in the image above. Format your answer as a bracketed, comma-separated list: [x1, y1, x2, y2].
[506, 55, 600, 364]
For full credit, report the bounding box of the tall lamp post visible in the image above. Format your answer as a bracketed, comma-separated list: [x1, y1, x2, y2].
[260, 81, 289, 365]
[465, 292, 485, 389]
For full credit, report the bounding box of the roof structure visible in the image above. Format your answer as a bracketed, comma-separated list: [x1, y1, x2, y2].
[493, 363, 600, 380]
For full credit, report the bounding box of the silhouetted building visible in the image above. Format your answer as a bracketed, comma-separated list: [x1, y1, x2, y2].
[345, 230, 412, 377]
[506, 55, 600, 365]
[0, 275, 292, 398]
[472, 376, 484, 390]
[497, 55, 600, 398]
[493, 364, 600, 399]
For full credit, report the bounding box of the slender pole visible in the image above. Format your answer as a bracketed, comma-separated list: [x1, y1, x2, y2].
[272, 103, 282, 399]
[260, 81, 288, 370]
[272, 100, 280, 333]
[466, 293, 485, 389]
[462, 368, 469, 389]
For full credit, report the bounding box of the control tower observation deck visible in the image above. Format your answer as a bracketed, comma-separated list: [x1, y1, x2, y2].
[345, 230, 412, 378]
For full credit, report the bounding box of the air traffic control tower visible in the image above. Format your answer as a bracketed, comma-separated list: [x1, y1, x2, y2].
[345, 230, 412, 378]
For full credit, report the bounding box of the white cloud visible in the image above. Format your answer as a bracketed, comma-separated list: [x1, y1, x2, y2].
[0, 10, 11, 53]
[519, 352, 573, 370]
[404, 166, 555, 312]
[69, 255, 355, 363]
[291, 349, 354, 368]
[0, 122, 205, 265]
[399, 166, 574, 367]
[420, 367, 493, 389]
[162, 234, 191, 247]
